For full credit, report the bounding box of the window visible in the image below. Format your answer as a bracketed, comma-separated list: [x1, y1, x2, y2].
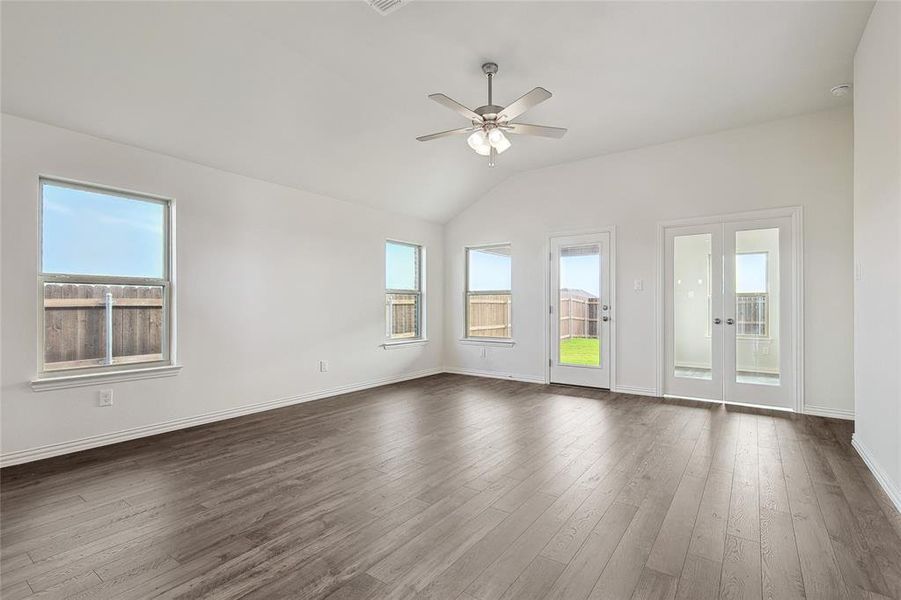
[39, 179, 173, 375]
[385, 241, 423, 340]
[465, 245, 512, 339]
[735, 252, 768, 337]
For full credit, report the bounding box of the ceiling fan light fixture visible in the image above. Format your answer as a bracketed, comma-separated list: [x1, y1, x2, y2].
[489, 129, 511, 153]
[467, 129, 491, 155]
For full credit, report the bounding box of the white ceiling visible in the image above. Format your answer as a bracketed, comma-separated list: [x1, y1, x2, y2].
[1, 1, 872, 222]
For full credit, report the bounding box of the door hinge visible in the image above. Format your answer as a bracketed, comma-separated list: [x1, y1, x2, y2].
[549, 358, 552, 367]
[549, 305, 553, 314]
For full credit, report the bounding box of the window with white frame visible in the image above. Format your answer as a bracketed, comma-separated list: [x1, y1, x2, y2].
[385, 241, 423, 340]
[735, 252, 768, 337]
[465, 245, 512, 339]
[39, 179, 173, 375]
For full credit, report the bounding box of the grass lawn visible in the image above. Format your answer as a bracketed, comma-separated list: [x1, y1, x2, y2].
[560, 337, 600, 366]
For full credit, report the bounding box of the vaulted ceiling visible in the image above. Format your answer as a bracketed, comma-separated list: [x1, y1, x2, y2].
[1, 1, 872, 222]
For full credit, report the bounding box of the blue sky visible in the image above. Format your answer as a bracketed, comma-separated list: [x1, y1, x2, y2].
[468, 250, 511, 291]
[386, 242, 419, 290]
[42, 183, 165, 278]
[561, 254, 600, 296]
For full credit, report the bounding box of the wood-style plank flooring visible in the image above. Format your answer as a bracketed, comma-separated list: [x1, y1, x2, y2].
[2, 374, 901, 599]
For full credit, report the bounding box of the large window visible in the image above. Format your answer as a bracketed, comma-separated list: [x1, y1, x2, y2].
[465, 245, 512, 339]
[39, 179, 173, 375]
[385, 240, 423, 340]
[735, 252, 768, 337]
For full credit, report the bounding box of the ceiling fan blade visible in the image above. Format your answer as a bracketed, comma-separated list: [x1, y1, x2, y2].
[416, 127, 476, 142]
[503, 123, 567, 138]
[428, 93, 482, 122]
[498, 87, 552, 121]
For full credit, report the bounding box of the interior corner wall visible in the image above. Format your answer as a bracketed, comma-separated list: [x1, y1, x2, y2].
[851, 0, 901, 507]
[443, 108, 854, 416]
[0, 114, 444, 463]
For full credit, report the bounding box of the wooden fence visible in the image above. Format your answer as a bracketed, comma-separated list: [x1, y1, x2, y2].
[43, 283, 163, 370]
[387, 293, 418, 338]
[559, 291, 599, 339]
[466, 293, 512, 338]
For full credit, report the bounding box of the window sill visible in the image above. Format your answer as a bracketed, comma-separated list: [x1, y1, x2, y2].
[459, 338, 516, 347]
[381, 338, 429, 349]
[31, 364, 182, 392]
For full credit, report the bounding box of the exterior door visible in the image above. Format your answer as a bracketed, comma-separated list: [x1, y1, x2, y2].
[550, 232, 611, 388]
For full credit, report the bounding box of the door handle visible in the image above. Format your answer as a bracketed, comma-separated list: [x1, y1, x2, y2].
[713, 318, 722, 325]
[726, 318, 735, 325]
[602, 316, 609, 322]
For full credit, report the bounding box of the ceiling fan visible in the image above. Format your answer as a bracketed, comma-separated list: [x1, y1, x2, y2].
[416, 62, 567, 167]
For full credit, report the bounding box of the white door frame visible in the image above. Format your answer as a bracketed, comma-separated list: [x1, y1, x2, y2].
[545, 226, 616, 390]
[655, 206, 804, 413]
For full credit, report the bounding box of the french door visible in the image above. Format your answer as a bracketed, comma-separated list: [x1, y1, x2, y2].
[664, 216, 794, 410]
[549, 232, 611, 388]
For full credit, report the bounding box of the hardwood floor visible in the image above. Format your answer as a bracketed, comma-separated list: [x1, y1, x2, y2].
[2, 374, 900, 599]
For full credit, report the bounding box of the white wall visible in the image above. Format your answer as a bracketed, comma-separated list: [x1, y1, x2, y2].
[852, 0, 901, 508]
[444, 109, 854, 416]
[0, 115, 444, 462]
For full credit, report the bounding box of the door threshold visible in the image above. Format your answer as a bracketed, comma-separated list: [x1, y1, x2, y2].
[663, 394, 794, 413]
[550, 382, 611, 391]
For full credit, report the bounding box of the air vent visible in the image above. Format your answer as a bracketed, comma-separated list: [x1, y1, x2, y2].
[366, 0, 408, 15]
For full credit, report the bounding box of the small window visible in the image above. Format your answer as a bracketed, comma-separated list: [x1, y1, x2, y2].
[465, 245, 512, 339]
[385, 241, 423, 340]
[39, 179, 173, 374]
[735, 252, 768, 337]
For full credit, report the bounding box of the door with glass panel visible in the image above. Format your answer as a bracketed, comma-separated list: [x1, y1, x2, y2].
[665, 225, 724, 401]
[549, 233, 611, 388]
[665, 218, 794, 410]
[723, 218, 793, 409]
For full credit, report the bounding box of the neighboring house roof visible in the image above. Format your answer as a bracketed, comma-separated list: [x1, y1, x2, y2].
[560, 288, 598, 299]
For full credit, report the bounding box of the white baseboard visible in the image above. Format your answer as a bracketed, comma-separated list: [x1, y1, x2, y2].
[614, 385, 660, 397]
[443, 367, 547, 385]
[0, 368, 443, 468]
[852, 434, 901, 515]
[803, 405, 855, 420]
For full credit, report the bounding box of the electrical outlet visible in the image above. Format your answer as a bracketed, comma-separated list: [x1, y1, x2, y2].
[98, 389, 113, 407]
[319, 360, 328, 373]
[634, 279, 644, 291]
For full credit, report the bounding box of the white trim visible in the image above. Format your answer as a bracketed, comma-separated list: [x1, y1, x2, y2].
[4, 368, 441, 467]
[32, 365, 183, 392]
[458, 338, 516, 347]
[443, 367, 545, 384]
[613, 385, 658, 397]
[852, 434, 901, 514]
[381, 339, 429, 349]
[655, 206, 804, 411]
[803, 405, 855, 421]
